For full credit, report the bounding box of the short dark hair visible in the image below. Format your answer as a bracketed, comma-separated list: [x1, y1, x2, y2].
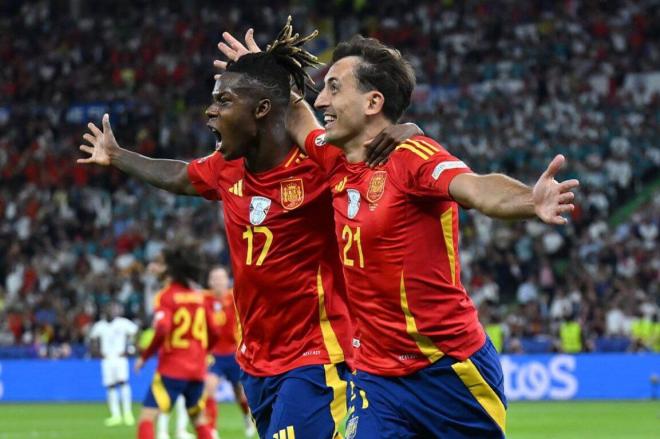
[332, 35, 416, 122]
[163, 241, 203, 286]
[226, 17, 321, 105]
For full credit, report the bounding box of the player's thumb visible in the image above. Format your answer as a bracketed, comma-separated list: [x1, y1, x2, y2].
[102, 113, 113, 135]
[543, 154, 565, 178]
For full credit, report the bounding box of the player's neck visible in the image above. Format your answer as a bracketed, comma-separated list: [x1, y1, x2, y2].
[244, 123, 290, 173]
[343, 117, 392, 163]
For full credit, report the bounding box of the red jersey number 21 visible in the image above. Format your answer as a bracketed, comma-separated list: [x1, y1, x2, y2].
[342, 225, 365, 268]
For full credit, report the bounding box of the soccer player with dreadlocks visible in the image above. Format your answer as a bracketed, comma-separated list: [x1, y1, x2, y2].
[78, 18, 419, 438]
[133, 241, 217, 439]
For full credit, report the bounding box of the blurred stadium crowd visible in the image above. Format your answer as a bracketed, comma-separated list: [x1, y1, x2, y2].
[1, 0, 658, 357]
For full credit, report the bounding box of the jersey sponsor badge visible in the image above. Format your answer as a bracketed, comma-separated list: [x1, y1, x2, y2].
[347, 189, 361, 219]
[366, 171, 386, 203]
[314, 134, 327, 146]
[249, 196, 271, 225]
[280, 178, 304, 210]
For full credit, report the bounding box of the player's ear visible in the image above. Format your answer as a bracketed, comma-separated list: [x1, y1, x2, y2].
[255, 98, 272, 120]
[365, 91, 385, 116]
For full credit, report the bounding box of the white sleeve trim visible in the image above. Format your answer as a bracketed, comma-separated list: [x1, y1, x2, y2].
[431, 161, 467, 180]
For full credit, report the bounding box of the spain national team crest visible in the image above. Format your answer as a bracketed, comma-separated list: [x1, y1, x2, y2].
[347, 189, 361, 219]
[280, 178, 304, 210]
[249, 196, 271, 225]
[366, 171, 387, 203]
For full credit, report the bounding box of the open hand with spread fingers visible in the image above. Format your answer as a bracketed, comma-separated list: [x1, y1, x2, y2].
[213, 27, 262, 73]
[77, 113, 119, 166]
[532, 154, 580, 225]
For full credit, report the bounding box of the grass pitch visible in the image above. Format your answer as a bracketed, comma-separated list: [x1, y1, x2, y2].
[0, 401, 658, 438]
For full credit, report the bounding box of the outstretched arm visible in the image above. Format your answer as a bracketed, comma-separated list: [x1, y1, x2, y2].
[449, 155, 579, 225]
[78, 114, 197, 196]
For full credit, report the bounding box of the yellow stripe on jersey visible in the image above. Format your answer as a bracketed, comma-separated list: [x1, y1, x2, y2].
[316, 266, 345, 363]
[399, 272, 444, 363]
[151, 373, 172, 412]
[324, 364, 348, 435]
[396, 142, 429, 160]
[440, 208, 457, 285]
[414, 139, 441, 153]
[407, 139, 437, 156]
[451, 359, 507, 433]
[284, 150, 299, 168]
[233, 300, 243, 348]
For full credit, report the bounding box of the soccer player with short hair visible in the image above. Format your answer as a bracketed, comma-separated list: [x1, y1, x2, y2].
[223, 32, 579, 437]
[78, 19, 417, 438]
[203, 266, 255, 438]
[89, 302, 139, 427]
[134, 242, 216, 439]
[299, 35, 579, 439]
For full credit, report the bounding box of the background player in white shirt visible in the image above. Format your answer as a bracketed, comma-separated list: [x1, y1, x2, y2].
[89, 302, 139, 427]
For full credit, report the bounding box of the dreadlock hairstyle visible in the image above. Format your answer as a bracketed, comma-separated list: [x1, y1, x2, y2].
[225, 16, 321, 105]
[163, 240, 204, 287]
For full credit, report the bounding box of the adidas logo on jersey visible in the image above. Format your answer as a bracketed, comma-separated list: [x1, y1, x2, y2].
[229, 179, 244, 196]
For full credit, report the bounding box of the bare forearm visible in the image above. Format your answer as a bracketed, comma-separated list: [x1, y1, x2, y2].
[287, 92, 322, 151]
[461, 174, 535, 219]
[109, 147, 196, 195]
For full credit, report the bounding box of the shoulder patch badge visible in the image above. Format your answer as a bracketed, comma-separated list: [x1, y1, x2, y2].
[314, 134, 327, 146]
[366, 171, 386, 203]
[280, 178, 304, 210]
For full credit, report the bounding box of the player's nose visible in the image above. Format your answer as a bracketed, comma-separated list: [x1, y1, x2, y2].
[205, 104, 219, 118]
[314, 88, 329, 110]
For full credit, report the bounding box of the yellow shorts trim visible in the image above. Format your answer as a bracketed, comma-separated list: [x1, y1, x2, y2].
[151, 373, 172, 413]
[324, 364, 348, 436]
[451, 359, 506, 433]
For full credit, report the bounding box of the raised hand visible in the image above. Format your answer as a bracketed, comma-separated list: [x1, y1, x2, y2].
[213, 28, 262, 73]
[77, 113, 119, 166]
[532, 154, 580, 225]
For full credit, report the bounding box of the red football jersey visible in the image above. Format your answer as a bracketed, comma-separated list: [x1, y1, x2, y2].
[205, 290, 239, 356]
[305, 130, 486, 376]
[187, 146, 352, 376]
[142, 282, 213, 381]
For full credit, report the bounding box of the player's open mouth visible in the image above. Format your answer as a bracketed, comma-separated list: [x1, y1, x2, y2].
[323, 113, 337, 129]
[208, 125, 222, 149]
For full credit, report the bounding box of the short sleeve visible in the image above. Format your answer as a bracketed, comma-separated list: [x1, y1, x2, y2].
[391, 136, 472, 200]
[89, 323, 100, 339]
[187, 151, 226, 200]
[304, 129, 344, 176]
[152, 302, 172, 332]
[122, 318, 139, 336]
